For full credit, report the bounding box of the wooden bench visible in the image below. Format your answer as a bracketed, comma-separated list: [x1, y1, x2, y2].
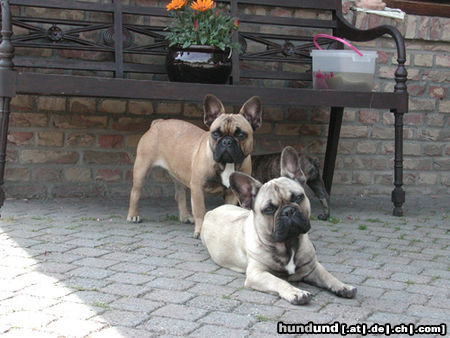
[0, 0, 408, 215]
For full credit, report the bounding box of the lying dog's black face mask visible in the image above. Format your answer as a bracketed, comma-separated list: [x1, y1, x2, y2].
[213, 135, 246, 164]
[272, 205, 311, 242]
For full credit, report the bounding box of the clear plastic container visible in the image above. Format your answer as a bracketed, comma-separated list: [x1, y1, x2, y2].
[311, 49, 378, 91]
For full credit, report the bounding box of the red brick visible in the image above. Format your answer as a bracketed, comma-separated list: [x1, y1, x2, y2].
[436, 55, 450, 67]
[409, 98, 435, 111]
[433, 158, 450, 171]
[112, 118, 151, 132]
[155, 103, 181, 115]
[407, 85, 426, 97]
[428, 86, 447, 99]
[83, 151, 131, 165]
[376, 51, 389, 64]
[70, 98, 97, 113]
[7, 132, 33, 146]
[10, 113, 48, 127]
[99, 99, 127, 114]
[5, 168, 30, 182]
[417, 16, 430, 40]
[98, 135, 124, 149]
[401, 158, 432, 170]
[37, 131, 64, 147]
[95, 169, 122, 182]
[11, 95, 34, 112]
[286, 108, 308, 121]
[6, 149, 18, 163]
[340, 126, 368, 138]
[21, 150, 79, 164]
[430, 18, 441, 40]
[38, 97, 66, 111]
[422, 70, 449, 83]
[51, 185, 105, 198]
[183, 103, 203, 118]
[359, 110, 379, 124]
[128, 100, 154, 115]
[33, 168, 63, 182]
[67, 133, 95, 147]
[53, 115, 108, 129]
[274, 123, 301, 135]
[404, 113, 424, 125]
[263, 106, 284, 121]
[424, 144, 442, 156]
[65, 168, 91, 182]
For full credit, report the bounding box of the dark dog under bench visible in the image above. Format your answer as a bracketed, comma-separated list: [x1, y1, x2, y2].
[0, 0, 408, 215]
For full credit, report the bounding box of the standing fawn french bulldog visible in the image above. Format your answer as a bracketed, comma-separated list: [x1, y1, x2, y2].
[201, 147, 356, 304]
[127, 94, 262, 238]
[252, 148, 330, 220]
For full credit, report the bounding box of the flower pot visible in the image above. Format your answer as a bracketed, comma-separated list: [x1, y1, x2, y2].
[166, 45, 232, 84]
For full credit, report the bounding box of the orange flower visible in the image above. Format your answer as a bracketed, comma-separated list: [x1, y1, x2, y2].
[191, 0, 215, 12]
[166, 0, 187, 11]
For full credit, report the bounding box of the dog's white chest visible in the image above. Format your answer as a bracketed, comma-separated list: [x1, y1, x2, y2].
[285, 250, 296, 275]
[220, 163, 235, 188]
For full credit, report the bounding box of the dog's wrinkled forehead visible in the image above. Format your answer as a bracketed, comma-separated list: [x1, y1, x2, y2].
[210, 114, 253, 135]
[256, 177, 304, 206]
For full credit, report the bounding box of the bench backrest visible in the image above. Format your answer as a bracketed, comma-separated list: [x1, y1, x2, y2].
[4, 0, 344, 88]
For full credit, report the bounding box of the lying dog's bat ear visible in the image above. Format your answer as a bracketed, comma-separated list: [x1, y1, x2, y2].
[281, 146, 306, 184]
[204, 94, 225, 128]
[239, 96, 262, 130]
[230, 172, 262, 210]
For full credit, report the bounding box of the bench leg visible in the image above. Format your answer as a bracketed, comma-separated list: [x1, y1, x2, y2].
[322, 107, 343, 195]
[392, 110, 405, 216]
[0, 97, 11, 211]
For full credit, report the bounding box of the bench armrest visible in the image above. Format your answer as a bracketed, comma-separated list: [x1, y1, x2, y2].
[335, 12, 407, 94]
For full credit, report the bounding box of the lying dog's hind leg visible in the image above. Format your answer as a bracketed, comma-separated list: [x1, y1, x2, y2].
[173, 178, 194, 224]
[302, 262, 356, 298]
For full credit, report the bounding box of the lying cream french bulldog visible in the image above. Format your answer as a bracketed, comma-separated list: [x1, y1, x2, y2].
[201, 146, 356, 304]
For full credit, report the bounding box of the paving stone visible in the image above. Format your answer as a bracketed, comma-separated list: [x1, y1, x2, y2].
[187, 295, 241, 312]
[148, 267, 195, 279]
[199, 311, 256, 329]
[44, 302, 103, 319]
[146, 277, 195, 291]
[0, 310, 56, 329]
[74, 257, 119, 269]
[186, 272, 237, 286]
[101, 283, 150, 297]
[68, 266, 113, 279]
[107, 272, 154, 285]
[190, 325, 249, 337]
[230, 289, 279, 305]
[407, 305, 450, 321]
[45, 318, 105, 336]
[92, 310, 150, 327]
[233, 303, 285, 319]
[152, 304, 208, 321]
[139, 316, 199, 335]
[109, 297, 163, 313]
[90, 326, 151, 338]
[143, 289, 195, 304]
[188, 282, 237, 297]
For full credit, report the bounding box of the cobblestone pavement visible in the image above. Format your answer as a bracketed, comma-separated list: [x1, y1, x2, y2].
[0, 194, 448, 337]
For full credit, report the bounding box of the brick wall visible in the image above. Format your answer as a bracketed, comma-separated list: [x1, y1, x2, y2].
[4, 4, 450, 199]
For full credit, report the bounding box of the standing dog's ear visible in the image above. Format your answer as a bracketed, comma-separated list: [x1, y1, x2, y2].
[230, 172, 262, 209]
[280, 146, 306, 184]
[239, 96, 262, 130]
[204, 94, 226, 128]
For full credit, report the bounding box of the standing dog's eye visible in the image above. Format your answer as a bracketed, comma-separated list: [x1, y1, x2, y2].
[234, 129, 247, 140]
[262, 204, 277, 215]
[212, 130, 222, 139]
[291, 193, 304, 203]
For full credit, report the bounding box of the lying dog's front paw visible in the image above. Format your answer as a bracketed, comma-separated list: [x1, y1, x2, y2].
[127, 215, 141, 223]
[285, 290, 312, 305]
[193, 231, 200, 239]
[317, 213, 329, 221]
[335, 285, 357, 298]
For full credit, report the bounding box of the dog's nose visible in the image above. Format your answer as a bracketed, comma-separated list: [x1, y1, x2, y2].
[281, 205, 296, 217]
[221, 136, 233, 147]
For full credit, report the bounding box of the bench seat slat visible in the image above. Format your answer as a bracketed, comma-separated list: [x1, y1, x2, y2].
[15, 72, 407, 111]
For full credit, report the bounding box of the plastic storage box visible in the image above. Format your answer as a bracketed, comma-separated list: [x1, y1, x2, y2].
[311, 35, 378, 91]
